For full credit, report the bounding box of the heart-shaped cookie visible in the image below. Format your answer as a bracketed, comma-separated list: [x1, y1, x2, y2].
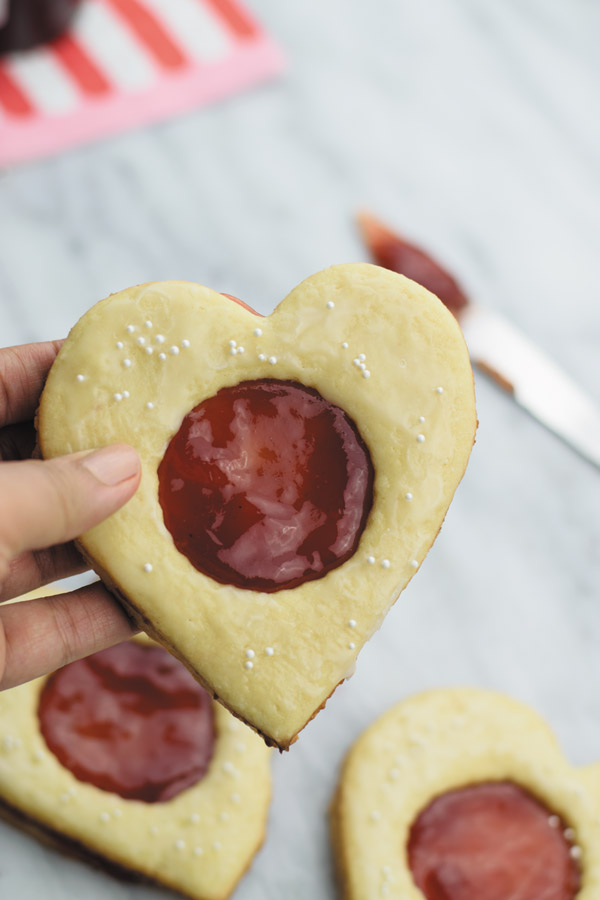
[331, 688, 600, 899]
[38, 263, 476, 749]
[0, 602, 271, 900]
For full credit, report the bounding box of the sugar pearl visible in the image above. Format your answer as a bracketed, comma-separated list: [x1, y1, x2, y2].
[175, 840, 186, 851]
[159, 352, 167, 361]
[146, 402, 154, 410]
[182, 339, 190, 348]
[245, 649, 255, 659]
[156, 335, 165, 344]
[405, 492, 413, 501]
[122, 390, 129, 399]
[190, 813, 200, 824]
[416, 434, 425, 443]
[367, 555, 376, 565]
[268, 356, 277, 365]
[326, 301, 335, 309]
[348, 619, 357, 628]
[145, 346, 153, 355]
[341, 342, 349, 349]
[265, 647, 274, 657]
[362, 370, 371, 379]
[145, 320, 153, 329]
[213, 842, 222, 851]
[143, 563, 153, 573]
[126, 325, 135, 333]
[76, 374, 85, 382]
[410, 559, 419, 569]
[116, 341, 124, 350]
[245, 661, 254, 670]
[136, 337, 146, 346]
[436, 386, 444, 394]
[113, 393, 123, 402]
[122, 359, 132, 368]
[193, 847, 203, 857]
[349, 642, 356, 650]
[381, 559, 391, 569]
[99, 812, 110, 823]
[169, 345, 180, 355]
[258, 353, 266, 361]
[358, 353, 366, 361]
[253, 328, 262, 337]
[229, 339, 237, 348]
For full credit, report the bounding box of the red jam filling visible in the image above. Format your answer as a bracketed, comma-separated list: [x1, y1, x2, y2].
[408, 781, 581, 900]
[39, 642, 215, 803]
[158, 379, 374, 593]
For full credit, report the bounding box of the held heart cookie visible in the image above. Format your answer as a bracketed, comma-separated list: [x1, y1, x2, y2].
[0, 617, 271, 900]
[38, 264, 477, 749]
[331, 689, 600, 899]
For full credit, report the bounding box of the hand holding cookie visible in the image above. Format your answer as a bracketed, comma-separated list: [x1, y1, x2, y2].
[0, 340, 141, 689]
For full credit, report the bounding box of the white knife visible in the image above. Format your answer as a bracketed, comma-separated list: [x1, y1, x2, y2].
[359, 213, 600, 470]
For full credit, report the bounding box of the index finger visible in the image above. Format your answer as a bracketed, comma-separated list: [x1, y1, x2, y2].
[0, 341, 63, 427]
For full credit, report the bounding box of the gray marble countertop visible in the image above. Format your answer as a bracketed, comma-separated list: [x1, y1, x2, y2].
[1, 0, 600, 897]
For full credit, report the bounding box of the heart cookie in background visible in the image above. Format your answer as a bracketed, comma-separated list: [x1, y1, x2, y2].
[331, 689, 600, 900]
[38, 263, 477, 749]
[0, 593, 271, 900]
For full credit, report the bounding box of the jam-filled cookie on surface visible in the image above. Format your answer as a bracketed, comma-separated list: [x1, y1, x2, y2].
[38, 264, 477, 749]
[331, 688, 600, 900]
[0, 619, 271, 900]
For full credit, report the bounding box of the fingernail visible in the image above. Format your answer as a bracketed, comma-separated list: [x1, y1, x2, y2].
[81, 444, 140, 486]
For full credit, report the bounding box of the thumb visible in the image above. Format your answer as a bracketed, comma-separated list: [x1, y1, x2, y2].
[0, 444, 140, 567]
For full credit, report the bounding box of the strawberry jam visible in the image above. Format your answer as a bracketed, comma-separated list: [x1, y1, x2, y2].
[408, 781, 581, 900]
[158, 379, 374, 593]
[39, 642, 215, 803]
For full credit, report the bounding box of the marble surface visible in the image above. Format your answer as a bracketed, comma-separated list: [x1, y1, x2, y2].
[1, 0, 600, 897]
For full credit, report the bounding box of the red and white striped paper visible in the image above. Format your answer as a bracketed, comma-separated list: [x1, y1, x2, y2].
[0, 0, 284, 167]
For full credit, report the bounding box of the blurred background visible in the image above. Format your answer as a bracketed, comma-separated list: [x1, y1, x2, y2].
[0, 0, 599, 897]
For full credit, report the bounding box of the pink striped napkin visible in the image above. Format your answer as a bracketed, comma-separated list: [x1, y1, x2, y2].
[0, 0, 284, 167]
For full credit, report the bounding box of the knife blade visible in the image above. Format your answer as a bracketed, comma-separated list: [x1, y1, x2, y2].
[358, 212, 600, 470]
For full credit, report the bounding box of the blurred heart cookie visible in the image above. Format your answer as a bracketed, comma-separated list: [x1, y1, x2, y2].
[331, 689, 600, 899]
[0, 621, 271, 900]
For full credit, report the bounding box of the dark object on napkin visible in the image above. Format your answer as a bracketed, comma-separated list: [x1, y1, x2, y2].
[0, 0, 81, 54]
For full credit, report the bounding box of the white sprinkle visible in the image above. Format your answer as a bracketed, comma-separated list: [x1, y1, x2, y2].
[213, 842, 222, 852]
[227, 722, 239, 732]
[122, 390, 130, 399]
[362, 370, 371, 379]
[410, 559, 419, 569]
[12, 737, 22, 749]
[231, 793, 241, 804]
[181, 339, 190, 348]
[126, 325, 135, 334]
[76, 374, 85, 383]
[145, 320, 153, 329]
[99, 812, 110, 823]
[564, 827, 576, 841]
[146, 402, 154, 410]
[193, 846, 203, 857]
[113, 808, 123, 818]
[123, 359, 132, 368]
[382, 866, 392, 878]
[419, 416, 425, 423]
[258, 353, 266, 361]
[229, 339, 237, 348]
[32, 750, 44, 763]
[113, 393, 123, 402]
[571, 846, 582, 860]
[389, 768, 400, 781]
[349, 642, 356, 651]
[237, 346, 245, 354]
[150, 826, 159, 836]
[366, 555, 376, 565]
[253, 328, 263, 337]
[358, 353, 366, 361]
[235, 743, 246, 754]
[189, 813, 200, 824]
[548, 815, 560, 828]
[156, 334, 165, 344]
[223, 761, 236, 774]
[175, 840, 186, 851]
[59, 792, 70, 805]
[245, 649, 255, 660]
[2, 736, 14, 752]
[230, 347, 238, 356]
[348, 619, 357, 628]
[116, 341, 124, 350]
[353, 358, 361, 367]
[416, 434, 425, 443]
[268, 356, 277, 365]
[370, 810, 381, 823]
[381, 559, 391, 569]
[144, 563, 153, 573]
[436, 386, 444, 394]
[265, 647, 274, 657]
[136, 336, 146, 346]
[381, 886, 390, 897]
[245, 660, 254, 670]
[341, 341, 349, 349]
[405, 492, 413, 501]
[359, 362, 366, 371]
[326, 301, 335, 309]
[220, 812, 229, 822]
[170, 345, 180, 356]
[145, 346, 154, 355]
[159, 352, 167, 361]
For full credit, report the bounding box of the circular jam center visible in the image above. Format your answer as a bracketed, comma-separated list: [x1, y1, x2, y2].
[408, 781, 580, 900]
[158, 379, 374, 593]
[39, 642, 215, 803]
